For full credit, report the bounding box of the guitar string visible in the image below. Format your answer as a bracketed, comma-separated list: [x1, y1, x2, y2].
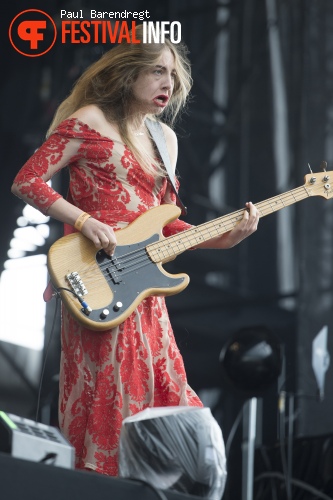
[72, 208, 245, 288]
[67, 185, 311, 290]
[73, 186, 310, 290]
[94, 185, 308, 274]
[80, 250, 152, 288]
[109, 185, 310, 270]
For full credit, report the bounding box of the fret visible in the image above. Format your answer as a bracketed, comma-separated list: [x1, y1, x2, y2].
[163, 244, 173, 256]
[174, 239, 186, 251]
[267, 198, 279, 212]
[191, 228, 205, 245]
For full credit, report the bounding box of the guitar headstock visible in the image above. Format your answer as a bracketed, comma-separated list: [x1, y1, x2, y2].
[304, 161, 333, 199]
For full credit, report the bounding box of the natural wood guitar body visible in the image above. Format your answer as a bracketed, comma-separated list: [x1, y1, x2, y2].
[47, 168, 333, 331]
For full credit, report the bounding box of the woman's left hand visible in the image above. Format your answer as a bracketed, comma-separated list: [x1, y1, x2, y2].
[218, 202, 259, 249]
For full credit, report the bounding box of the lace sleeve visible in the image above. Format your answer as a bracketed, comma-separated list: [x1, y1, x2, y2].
[12, 129, 82, 214]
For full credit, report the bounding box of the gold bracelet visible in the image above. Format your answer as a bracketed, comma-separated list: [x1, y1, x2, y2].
[74, 212, 91, 231]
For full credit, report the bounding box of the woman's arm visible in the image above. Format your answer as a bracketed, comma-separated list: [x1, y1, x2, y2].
[11, 113, 117, 255]
[39, 197, 117, 255]
[194, 202, 259, 249]
[161, 123, 259, 248]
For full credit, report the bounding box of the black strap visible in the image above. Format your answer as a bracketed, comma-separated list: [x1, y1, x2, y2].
[145, 118, 187, 215]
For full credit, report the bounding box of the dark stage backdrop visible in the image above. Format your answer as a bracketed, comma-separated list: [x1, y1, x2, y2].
[2, 1, 333, 498]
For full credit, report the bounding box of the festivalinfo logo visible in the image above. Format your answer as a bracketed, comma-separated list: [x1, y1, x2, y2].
[9, 8, 182, 57]
[9, 9, 57, 57]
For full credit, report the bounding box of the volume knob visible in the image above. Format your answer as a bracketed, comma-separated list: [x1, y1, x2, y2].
[113, 301, 123, 312]
[100, 308, 110, 320]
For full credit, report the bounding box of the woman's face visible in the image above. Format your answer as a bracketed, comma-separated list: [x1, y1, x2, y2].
[131, 48, 176, 115]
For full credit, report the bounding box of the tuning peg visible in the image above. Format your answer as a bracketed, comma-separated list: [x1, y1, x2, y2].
[320, 161, 328, 172]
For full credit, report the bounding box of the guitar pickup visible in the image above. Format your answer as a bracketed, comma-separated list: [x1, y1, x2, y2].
[110, 256, 122, 270]
[104, 257, 123, 285]
[106, 267, 122, 285]
[66, 272, 88, 297]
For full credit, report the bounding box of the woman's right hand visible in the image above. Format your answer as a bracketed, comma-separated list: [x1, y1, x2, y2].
[81, 217, 117, 256]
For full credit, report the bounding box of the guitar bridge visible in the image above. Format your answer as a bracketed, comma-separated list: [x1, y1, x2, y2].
[66, 272, 88, 297]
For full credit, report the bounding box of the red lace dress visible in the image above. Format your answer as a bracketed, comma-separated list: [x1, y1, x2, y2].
[13, 118, 203, 475]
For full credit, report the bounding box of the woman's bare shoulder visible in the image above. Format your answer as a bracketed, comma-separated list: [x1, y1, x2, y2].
[70, 105, 106, 128]
[70, 105, 119, 138]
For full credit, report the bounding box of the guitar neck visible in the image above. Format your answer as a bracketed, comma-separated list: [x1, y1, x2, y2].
[147, 184, 311, 262]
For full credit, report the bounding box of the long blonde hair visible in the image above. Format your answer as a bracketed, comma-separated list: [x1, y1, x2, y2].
[47, 25, 192, 176]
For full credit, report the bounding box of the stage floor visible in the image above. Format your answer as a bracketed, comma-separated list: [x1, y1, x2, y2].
[0, 452, 201, 500]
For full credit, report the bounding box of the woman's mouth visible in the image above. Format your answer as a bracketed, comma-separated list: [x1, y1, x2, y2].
[153, 95, 169, 107]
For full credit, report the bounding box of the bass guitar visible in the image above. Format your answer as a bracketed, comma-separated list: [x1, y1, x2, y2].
[47, 168, 333, 331]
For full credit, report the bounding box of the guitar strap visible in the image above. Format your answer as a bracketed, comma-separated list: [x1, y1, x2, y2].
[145, 118, 187, 215]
